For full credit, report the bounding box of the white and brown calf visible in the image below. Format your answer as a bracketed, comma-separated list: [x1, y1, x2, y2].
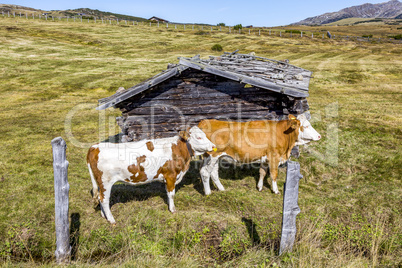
[87, 126, 215, 224]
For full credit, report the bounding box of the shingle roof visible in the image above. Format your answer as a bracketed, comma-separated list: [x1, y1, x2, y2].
[97, 51, 312, 110]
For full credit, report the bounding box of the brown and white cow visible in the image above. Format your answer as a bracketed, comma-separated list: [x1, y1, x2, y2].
[87, 126, 215, 224]
[198, 114, 321, 195]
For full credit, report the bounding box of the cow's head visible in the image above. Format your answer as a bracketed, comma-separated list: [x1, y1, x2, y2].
[180, 126, 216, 155]
[295, 114, 321, 145]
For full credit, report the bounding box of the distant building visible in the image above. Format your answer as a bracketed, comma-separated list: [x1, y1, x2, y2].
[149, 16, 169, 23]
[245, 25, 253, 28]
[77, 13, 86, 16]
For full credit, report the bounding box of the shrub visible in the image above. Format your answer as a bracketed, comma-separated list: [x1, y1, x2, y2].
[388, 34, 402, 40]
[285, 30, 301, 34]
[211, 44, 223, 51]
[217, 23, 225, 26]
[233, 24, 242, 30]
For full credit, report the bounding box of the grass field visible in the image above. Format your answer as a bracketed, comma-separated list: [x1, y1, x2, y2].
[0, 16, 401, 267]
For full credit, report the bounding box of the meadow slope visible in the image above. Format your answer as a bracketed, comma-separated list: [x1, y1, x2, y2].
[0, 17, 401, 267]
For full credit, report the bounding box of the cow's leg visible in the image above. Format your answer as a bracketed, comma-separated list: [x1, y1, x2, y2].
[87, 163, 99, 204]
[258, 163, 268, 192]
[166, 175, 176, 213]
[269, 160, 280, 194]
[99, 181, 116, 224]
[200, 155, 222, 195]
[200, 155, 213, 195]
[210, 158, 225, 192]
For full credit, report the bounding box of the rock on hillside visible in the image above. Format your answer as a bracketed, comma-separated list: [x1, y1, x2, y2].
[293, 0, 402, 25]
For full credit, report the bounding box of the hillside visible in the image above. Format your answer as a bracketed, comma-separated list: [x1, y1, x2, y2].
[293, 0, 402, 25]
[0, 15, 401, 267]
[0, 4, 149, 21]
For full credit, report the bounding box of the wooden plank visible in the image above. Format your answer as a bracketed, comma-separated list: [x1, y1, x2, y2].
[179, 58, 241, 81]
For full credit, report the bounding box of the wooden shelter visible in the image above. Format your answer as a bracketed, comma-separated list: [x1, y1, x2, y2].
[97, 51, 312, 143]
[148, 16, 169, 23]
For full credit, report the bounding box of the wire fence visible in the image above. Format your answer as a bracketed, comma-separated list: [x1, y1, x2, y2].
[2, 11, 402, 44]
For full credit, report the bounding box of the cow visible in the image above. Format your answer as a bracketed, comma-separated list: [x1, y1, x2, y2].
[198, 114, 321, 195]
[87, 126, 216, 224]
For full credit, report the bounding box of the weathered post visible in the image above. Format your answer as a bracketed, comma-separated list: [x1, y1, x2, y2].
[279, 161, 303, 255]
[52, 137, 71, 264]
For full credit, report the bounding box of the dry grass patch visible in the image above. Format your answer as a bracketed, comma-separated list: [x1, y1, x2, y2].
[0, 16, 401, 267]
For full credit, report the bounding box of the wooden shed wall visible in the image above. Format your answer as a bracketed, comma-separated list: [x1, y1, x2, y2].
[115, 69, 309, 141]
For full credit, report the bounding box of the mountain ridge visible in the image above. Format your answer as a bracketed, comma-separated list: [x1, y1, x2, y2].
[0, 4, 149, 22]
[293, 0, 402, 25]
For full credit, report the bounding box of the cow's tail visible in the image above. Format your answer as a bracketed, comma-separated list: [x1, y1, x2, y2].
[87, 163, 100, 206]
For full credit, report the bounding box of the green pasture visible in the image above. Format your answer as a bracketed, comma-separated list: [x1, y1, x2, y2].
[0, 17, 401, 267]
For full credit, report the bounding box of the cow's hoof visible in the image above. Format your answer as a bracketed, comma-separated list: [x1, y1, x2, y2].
[111, 222, 117, 227]
[274, 191, 281, 195]
[169, 208, 177, 213]
[257, 187, 263, 192]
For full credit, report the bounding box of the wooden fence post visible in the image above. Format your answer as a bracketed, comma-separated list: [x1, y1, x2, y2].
[279, 161, 303, 255]
[52, 137, 71, 264]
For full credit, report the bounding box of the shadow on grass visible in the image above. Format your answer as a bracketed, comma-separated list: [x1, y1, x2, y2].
[241, 217, 261, 246]
[70, 213, 80, 261]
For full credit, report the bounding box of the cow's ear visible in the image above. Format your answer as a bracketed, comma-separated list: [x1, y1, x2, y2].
[288, 114, 297, 120]
[179, 130, 189, 141]
[289, 119, 300, 130]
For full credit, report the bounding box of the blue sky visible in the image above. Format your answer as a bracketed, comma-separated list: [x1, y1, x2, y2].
[0, 0, 392, 26]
